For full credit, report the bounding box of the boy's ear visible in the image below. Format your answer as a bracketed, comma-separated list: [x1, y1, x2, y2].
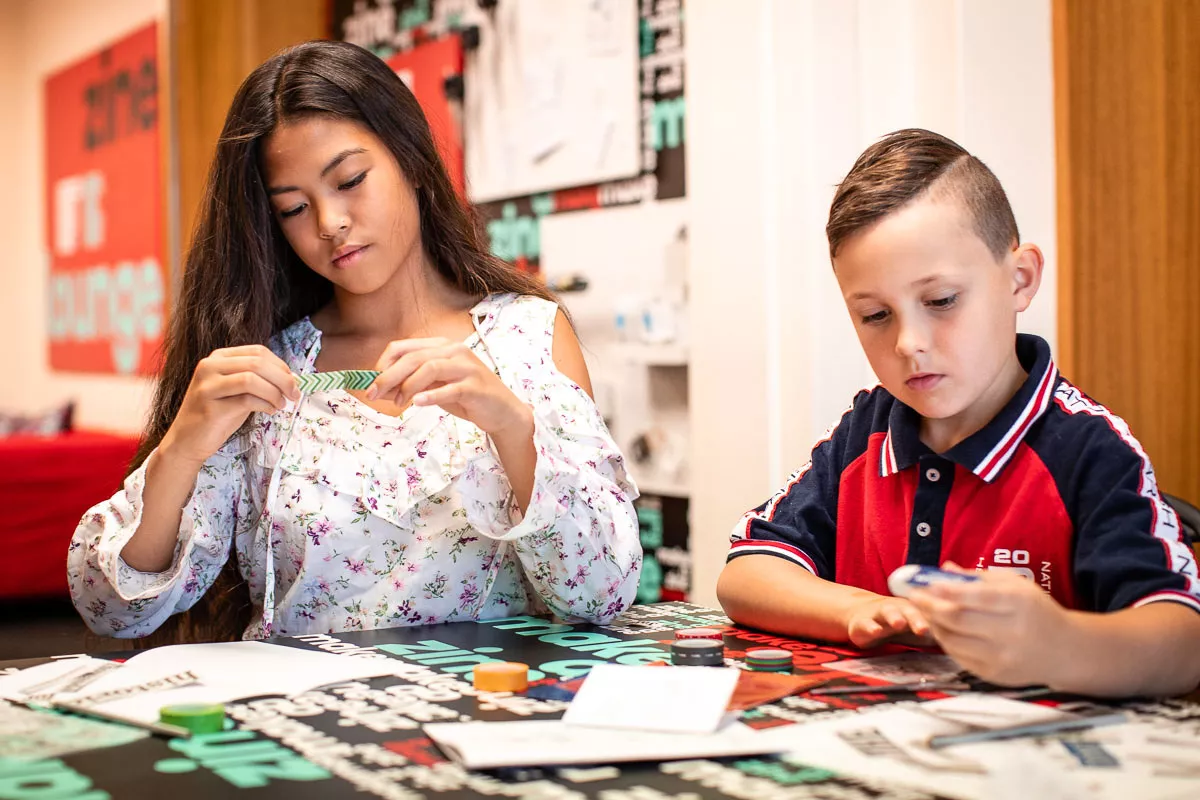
[1010, 243, 1044, 312]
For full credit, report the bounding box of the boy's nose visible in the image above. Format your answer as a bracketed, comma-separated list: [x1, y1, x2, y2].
[894, 318, 929, 358]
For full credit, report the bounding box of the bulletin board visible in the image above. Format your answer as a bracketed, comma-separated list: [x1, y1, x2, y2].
[332, 0, 687, 272]
[459, 0, 642, 203]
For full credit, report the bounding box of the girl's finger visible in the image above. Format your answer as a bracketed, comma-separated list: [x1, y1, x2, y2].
[412, 383, 464, 407]
[232, 394, 281, 417]
[395, 359, 474, 405]
[369, 344, 461, 398]
[207, 372, 287, 410]
[208, 355, 298, 400]
[373, 338, 453, 371]
[211, 344, 283, 361]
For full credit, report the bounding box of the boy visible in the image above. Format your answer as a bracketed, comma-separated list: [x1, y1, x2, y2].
[717, 129, 1200, 697]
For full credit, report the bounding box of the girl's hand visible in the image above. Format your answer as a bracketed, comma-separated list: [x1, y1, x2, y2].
[367, 338, 532, 437]
[160, 345, 300, 467]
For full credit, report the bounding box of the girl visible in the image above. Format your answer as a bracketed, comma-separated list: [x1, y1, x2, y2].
[68, 40, 642, 642]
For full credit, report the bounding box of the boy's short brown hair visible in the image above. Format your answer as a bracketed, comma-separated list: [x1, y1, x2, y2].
[826, 128, 1019, 261]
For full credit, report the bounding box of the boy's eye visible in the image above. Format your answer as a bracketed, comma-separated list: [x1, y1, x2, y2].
[338, 171, 367, 191]
[861, 310, 890, 325]
[928, 293, 959, 309]
[280, 204, 307, 219]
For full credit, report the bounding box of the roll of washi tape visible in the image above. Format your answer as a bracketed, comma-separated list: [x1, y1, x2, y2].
[295, 370, 380, 393]
[159, 703, 226, 734]
[745, 648, 793, 672]
[676, 627, 724, 641]
[473, 662, 530, 692]
[745, 648, 792, 662]
[671, 639, 725, 666]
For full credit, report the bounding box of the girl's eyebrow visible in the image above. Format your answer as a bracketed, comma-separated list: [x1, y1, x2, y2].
[320, 147, 367, 177]
[268, 148, 368, 195]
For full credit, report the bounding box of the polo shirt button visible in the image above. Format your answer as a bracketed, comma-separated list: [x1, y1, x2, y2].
[926, 468, 941, 482]
[916, 522, 932, 537]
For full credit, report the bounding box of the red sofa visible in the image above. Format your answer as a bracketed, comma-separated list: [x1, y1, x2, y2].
[0, 431, 139, 600]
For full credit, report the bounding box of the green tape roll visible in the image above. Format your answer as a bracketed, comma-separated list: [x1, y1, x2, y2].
[159, 703, 226, 734]
[295, 369, 380, 393]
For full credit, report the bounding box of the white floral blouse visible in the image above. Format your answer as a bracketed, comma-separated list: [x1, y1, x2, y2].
[68, 294, 643, 639]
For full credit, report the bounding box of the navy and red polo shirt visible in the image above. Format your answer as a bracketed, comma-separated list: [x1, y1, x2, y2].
[728, 334, 1200, 615]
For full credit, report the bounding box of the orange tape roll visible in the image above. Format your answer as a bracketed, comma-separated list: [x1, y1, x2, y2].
[473, 662, 529, 692]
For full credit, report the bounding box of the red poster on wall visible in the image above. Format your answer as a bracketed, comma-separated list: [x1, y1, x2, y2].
[387, 37, 465, 196]
[45, 22, 165, 376]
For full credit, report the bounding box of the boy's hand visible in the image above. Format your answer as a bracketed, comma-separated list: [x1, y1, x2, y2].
[909, 562, 1069, 687]
[845, 596, 932, 649]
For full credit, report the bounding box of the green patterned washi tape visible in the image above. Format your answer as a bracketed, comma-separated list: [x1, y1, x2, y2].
[295, 370, 380, 393]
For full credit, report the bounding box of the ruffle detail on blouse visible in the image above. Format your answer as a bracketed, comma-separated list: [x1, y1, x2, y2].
[249, 402, 497, 532]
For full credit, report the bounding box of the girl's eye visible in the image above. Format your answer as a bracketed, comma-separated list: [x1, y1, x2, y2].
[280, 204, 306, 219]
[862, 310, 890, 325]
[928, 293, 959, 309]
[339, 171, 367, 191]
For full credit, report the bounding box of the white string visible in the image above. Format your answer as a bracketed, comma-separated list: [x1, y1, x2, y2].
[257, 389, 308, 636]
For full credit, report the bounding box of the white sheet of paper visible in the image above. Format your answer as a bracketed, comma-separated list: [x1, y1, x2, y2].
[562, 664, 739, 734]
[753, 695, 1072, 799]
[0, 657, 111, 703]
[39, 641, 397, 723]
[754, 694, 1200, 800]
[424, 719, 783, 769]
[110, 641, 395, 697]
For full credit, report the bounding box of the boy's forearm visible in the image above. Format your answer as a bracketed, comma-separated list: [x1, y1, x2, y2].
[717, 554, 879, 642]
[1049, 603, 1200, 697]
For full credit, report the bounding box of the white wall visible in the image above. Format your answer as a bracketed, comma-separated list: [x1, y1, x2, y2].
[686, 0, 1057, 607]
[0, 0, 166, 434]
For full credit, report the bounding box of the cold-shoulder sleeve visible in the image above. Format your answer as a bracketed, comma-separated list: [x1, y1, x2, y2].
[458, 295, 643, 623]
[66, 437, 256, 638]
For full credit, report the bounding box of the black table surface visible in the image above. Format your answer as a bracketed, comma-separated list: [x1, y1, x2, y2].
[4, 601, 1199, 799]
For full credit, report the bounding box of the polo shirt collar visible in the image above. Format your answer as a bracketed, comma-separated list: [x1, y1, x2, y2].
[879, 334, 1058, 483]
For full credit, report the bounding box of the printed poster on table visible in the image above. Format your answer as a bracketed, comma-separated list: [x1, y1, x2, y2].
[44, 21, 165, 376]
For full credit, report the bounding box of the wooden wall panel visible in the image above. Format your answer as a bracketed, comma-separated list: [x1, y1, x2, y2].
[170, 0, 328, 259]
[1055, 0, 1200, 503]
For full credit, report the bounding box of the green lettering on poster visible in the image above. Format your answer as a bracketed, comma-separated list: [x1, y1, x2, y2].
[0, 758, 110, 800]
[651, 97, 686, 151]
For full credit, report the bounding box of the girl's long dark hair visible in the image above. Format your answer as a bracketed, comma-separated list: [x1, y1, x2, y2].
[116, 40, 554, 648]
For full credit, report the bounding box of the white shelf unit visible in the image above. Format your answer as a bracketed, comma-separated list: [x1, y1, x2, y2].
[540, 200, 691, 501]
